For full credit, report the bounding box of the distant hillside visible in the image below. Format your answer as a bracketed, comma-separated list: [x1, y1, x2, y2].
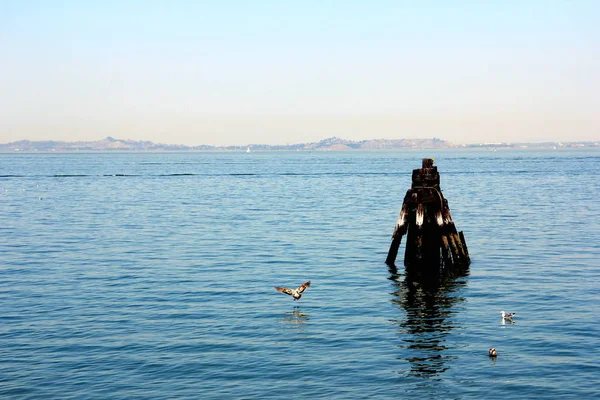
[0, 136, 455, 152]
[0, 137, 193, 152]
[1, 136, 598, 152]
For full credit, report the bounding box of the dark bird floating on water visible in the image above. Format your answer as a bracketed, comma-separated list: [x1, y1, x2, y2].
[489, 348, 497, 357]
[501, 311, 516, 322]
[275, 281, 311, 301]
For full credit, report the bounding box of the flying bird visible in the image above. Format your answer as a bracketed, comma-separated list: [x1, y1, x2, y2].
[500, 311, 516, 321]
[275, 281, 311, 301]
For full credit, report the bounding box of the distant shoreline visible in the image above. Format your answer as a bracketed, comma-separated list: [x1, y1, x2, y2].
[1, 136, 598, 152]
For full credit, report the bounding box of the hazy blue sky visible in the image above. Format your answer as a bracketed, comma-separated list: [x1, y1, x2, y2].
[1, 1, 598, 145]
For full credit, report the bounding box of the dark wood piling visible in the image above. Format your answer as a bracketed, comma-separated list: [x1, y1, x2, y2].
[386, 158, 470, 272]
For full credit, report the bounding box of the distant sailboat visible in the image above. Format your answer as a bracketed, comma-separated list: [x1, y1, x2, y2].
[246, 147, 251, 153]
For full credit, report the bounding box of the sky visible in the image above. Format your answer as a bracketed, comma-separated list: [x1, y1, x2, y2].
[1, 0, 598, 146]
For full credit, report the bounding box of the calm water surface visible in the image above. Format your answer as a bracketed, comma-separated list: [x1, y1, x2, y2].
[1, 150, 599, 399]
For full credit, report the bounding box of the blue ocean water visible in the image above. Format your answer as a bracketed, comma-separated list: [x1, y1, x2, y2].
[1, 150, 599, 399]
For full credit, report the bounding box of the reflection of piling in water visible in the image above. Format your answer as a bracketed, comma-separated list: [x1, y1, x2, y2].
[386, 158, 470, 274]
[388, 263, 468, 377]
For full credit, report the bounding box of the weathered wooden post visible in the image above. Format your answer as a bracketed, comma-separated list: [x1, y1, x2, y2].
[386, 158, 470, 271]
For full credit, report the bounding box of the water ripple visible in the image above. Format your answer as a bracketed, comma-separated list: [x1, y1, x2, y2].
[1, 150, 600, 399]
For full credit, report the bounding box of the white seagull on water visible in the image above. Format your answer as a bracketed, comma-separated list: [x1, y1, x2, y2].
[275, 281, 311, 301]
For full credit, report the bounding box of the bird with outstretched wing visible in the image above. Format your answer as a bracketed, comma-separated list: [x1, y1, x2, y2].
[275, 281, 311, 301]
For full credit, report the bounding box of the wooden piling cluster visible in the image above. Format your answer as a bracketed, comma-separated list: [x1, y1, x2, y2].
[386, 158, 470, 271]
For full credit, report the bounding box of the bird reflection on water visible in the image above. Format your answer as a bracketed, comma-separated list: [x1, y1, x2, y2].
[388, 263, 469, 378]
[281, 307, 310, 329]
